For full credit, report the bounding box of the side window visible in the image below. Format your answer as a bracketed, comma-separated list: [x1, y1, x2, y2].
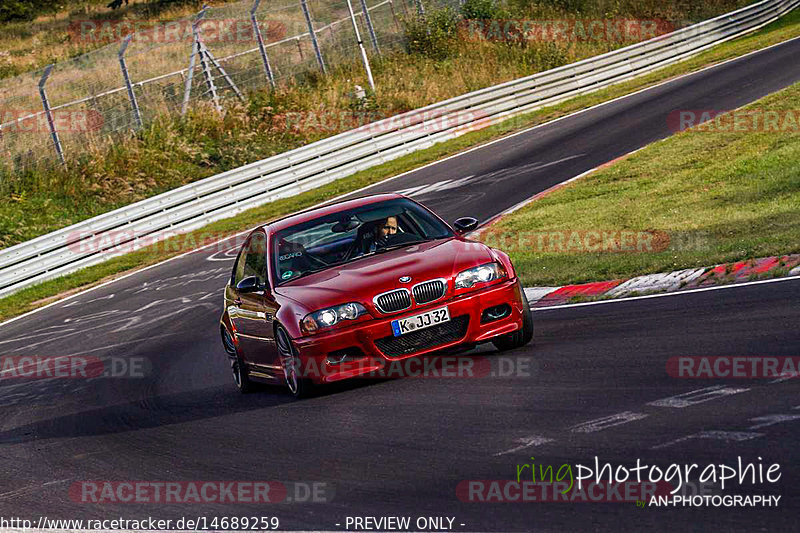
[231, 245, 248, 287]
[243, 232, 268, 287]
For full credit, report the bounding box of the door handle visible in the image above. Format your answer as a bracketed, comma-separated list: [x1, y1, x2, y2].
[234, 298, 242, 306]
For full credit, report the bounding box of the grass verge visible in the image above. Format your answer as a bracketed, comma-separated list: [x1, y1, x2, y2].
[484, 79, 800, 287]
[2, 10, 800, 322]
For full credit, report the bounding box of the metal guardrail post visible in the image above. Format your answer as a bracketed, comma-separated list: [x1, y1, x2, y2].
[300, 0, 326, 74]
[359, 0, 380, 55]
[118, 35, 143, 130]
[38, 65, 65, 165]
[346, 0, 376, 91]
[251, 0, 276, 89]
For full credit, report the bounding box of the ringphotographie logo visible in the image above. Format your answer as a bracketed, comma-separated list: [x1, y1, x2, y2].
[458, 456, 783, 506]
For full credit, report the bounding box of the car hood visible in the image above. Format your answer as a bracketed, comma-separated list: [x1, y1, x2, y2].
[274, 238, 495, 311]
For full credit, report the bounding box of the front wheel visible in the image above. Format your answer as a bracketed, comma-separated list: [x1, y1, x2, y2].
[492, 282, 534, 352]
[276, 325, 312, 399]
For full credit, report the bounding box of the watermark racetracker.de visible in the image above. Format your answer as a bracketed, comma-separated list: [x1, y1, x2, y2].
[69, 480, 331, 504]
[0, 109, 103, 135]
[0, 355, 150, 380]
[668, 109, 800, 133]
[459, 18, 675, 43]
[65, 228, 712, 257]
[474, 229, 711, 253]
[667, 356, 800, 379]
[68, 18, 290, 44]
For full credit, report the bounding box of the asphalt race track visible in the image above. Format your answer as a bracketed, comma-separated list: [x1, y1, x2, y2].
[1, 36, 800, 532]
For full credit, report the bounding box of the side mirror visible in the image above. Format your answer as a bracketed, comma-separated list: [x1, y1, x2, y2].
[236, 275, 266, 293]
[453, 216, 479, 234]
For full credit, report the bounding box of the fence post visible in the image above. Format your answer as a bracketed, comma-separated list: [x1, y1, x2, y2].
[251, 0, 276, 88]
[346, 0, 375, 92]
[198, 45, 221, 112]
[202, 42, 245, 102]
[300, 0, 326, 73]
[38, 64, 65, 165]
[389, 0, 401, 32]
[181, 8, 206, 116]
[193, 7, 221, 112]
[118, 35, 143, 130]
[359, 0, 380, 55]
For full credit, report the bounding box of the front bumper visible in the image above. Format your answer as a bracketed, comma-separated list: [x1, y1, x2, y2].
[293, 278, 525, 384]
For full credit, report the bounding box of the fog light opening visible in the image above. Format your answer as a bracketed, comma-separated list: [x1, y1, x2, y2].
[326, 347, 367, 365]
[481, 304, 511, 323]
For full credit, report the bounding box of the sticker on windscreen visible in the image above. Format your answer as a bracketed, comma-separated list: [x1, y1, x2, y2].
[279, 252, 303, 261]
[282, 271, 293, 280]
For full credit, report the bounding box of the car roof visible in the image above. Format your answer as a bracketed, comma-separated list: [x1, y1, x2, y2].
[264, 193, 405, 233]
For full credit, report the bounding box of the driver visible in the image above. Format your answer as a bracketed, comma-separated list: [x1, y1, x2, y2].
[365, 216, 398, 253]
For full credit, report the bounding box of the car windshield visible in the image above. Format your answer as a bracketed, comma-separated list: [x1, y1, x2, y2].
[272, 198, 454, 284]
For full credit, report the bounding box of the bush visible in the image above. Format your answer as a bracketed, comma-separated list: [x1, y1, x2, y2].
[0, 0, 35, 22]
[460, 0, 507, 21]
[403, 7, 461, 60]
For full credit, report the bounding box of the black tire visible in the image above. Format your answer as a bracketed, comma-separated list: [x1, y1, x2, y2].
[222, 327, 254, 393]
[276, 325, 313, 399]
[231, 355, 254, 394]
[492, 281, 534, 352]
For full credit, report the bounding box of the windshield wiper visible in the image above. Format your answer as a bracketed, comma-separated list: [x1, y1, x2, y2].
[374, 238, 433, 253]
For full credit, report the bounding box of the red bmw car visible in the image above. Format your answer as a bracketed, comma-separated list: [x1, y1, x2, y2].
[219, 193, 533, 397]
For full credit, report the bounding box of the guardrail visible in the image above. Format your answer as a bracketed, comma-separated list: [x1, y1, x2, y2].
[1, 0, 798, 298]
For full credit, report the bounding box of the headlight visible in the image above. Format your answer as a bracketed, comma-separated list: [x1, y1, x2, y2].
[454, 262, 506, 289]
[302, 302, 368, 333]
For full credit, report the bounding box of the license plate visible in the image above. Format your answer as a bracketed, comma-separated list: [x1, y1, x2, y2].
[391, 307, 450, 336]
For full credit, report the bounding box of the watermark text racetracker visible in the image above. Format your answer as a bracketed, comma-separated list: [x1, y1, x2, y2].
[70, 480, 330, 504]
[0, 355, 149, 380]
[0, 109, 103, 134]
[68, 18, 290, 44]
[475, 229, 710, 253]
[460, 18, 675, 43]
[667, 356, 800, 379]
[66, 228, 711, 257]
[668, 109, 800, 133]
